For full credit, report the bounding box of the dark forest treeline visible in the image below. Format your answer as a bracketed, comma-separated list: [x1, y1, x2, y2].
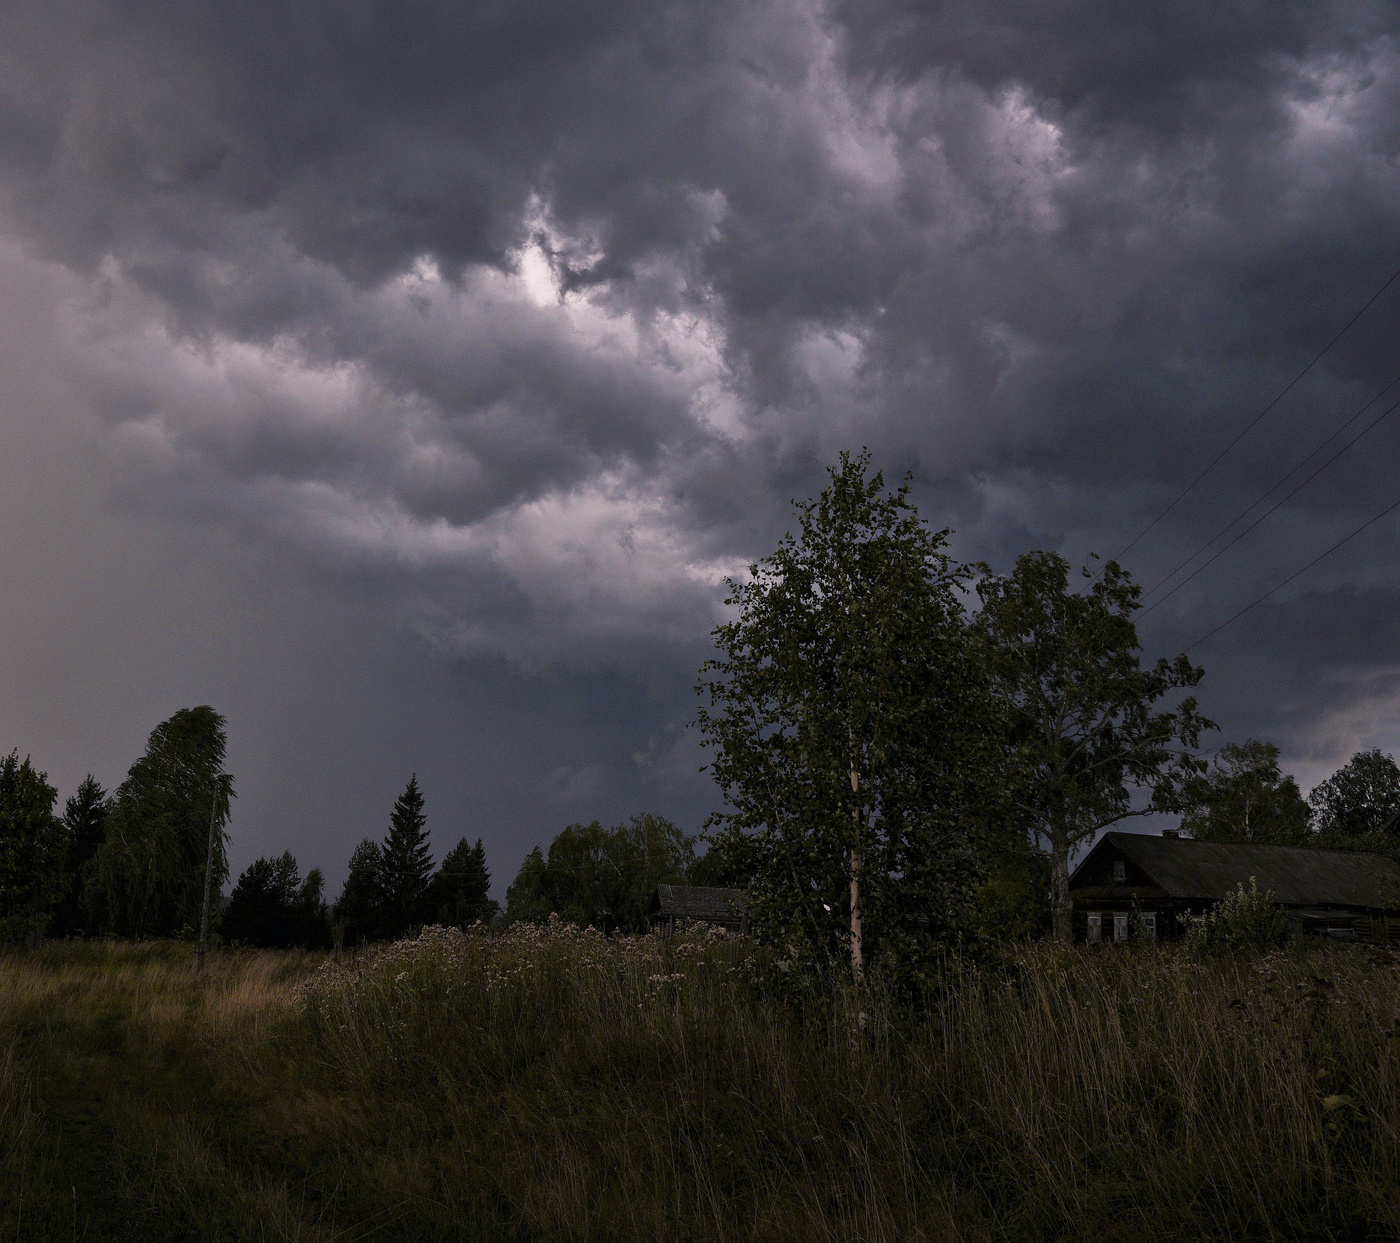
[0, 706, 231, 943]
[6, 455, 1400, 956]
[6, 707, 1400, 955]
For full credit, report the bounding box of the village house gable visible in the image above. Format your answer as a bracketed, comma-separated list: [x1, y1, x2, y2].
[648, 884, 749, 935]
[1069, 831, 1400, 943]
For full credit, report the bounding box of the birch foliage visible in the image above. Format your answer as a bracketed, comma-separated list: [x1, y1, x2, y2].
[697, 452, 1001, 976]
[975, 553, 1211, 943]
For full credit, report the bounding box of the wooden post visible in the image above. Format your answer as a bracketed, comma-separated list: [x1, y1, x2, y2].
[195, 783, 219, 973]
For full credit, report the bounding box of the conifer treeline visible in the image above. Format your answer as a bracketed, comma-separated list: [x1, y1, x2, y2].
[0, 700, 704, 948]
[325, 775, 497, 948]
[0, 707, 230, 942]
[6, 705, 1400, 948]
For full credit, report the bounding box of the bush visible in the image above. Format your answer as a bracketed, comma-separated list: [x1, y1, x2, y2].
[970, 855, 1052, 943]
[1185, 877, 1292, 953]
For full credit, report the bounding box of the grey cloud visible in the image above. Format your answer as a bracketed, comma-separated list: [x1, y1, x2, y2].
[3, 0, 1400, 889]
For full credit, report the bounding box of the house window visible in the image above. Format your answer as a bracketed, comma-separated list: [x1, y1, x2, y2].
[1112, 861, 1126, 883]
[1141, 912, 1157, 940]
[1113, 912, 1129, 942]
[1087, 912, 1101, 944]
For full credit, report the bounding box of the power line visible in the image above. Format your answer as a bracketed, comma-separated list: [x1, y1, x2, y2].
[1137, 378, 1400, 616]
[1138, 370, 1400, 603]
[1086, 261, 1400, 585]
[1184, 491, 1400, 652]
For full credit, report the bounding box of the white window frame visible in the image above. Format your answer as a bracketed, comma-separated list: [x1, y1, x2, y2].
[1113, 911, 1129, 943]
[1141, 912, 1157, 939]
[1113, 860, 1126, 884]
[1087, 912, 1101, 944]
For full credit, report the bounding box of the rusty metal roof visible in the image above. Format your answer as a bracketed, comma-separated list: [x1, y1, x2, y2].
[1073, 832, 1400, 910]
[650, 884, 748, 921]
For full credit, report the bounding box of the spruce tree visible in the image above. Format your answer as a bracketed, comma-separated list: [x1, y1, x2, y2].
[54, 775, 107, 935]
[380, 775, 433, 938]
[426, 837, 499, 927]
[333, 838, 384, 945]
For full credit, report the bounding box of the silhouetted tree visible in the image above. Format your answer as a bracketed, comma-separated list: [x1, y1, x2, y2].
[505, 814, 696, 933]
[1309, 749, 1400, 859]
[292, 868, 332, 948]
[53, 776, 107, 935]
[83, 707, 234, 939]
[0, 752, 65, 940]
[1180, 741, 1311, 845]
[380, 776, 434, 938]
[504, 845, 552, 925]
[222, 851, 330, 947]
[222, 853, 297, 947]
[334, 838, 385, 945]
[426, 837, 498, 927]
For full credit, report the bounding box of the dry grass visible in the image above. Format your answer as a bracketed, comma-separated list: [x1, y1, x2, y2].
[1, 929, 1399, 1241]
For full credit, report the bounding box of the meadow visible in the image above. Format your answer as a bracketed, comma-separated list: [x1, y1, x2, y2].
[1, 925, 1398, 1242]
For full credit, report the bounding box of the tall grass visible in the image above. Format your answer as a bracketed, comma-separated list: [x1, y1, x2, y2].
[2, 927, 1399, 1240]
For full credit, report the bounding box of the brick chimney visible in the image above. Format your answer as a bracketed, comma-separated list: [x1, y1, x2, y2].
[1161, 828, 1181, 839]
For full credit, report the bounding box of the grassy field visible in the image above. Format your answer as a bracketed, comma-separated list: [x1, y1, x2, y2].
[2, 926, 1399, 1242]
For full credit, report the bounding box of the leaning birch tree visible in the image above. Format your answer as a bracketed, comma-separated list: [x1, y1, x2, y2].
[976, 553, 1212, 943]
[697, 451, 999, 979]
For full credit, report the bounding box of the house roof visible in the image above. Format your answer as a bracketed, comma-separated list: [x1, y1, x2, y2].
[1072, 831, 1400, 910]
[651, 884, 748, 921]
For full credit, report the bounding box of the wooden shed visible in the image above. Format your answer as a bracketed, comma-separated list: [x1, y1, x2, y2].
[1069, 831, 1400, 943]
[648, 884, 749, 935]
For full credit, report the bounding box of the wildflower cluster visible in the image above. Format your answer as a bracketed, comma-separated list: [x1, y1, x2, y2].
[299, 917, 766, 1086]
[1185, 877, 1293, 954]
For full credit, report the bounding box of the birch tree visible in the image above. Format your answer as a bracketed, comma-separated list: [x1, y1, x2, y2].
[1179, 740, 1310, 845]
[976, 553, 1211, 943]
[697, 452, 999, 979]
[83, 706, 233, 939]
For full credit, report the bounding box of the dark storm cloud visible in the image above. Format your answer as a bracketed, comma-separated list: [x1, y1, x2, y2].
[1, 0, 1399, 884]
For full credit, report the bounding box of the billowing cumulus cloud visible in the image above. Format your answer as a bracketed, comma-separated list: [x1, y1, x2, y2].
[1, 0, 1399, 884]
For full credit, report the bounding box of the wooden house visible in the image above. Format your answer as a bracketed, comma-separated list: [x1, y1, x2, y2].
[648, 884, 749, 935]
[1069, 830, 1400, 942]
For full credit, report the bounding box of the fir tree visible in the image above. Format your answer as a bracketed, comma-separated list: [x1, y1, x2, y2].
[427, 837, 498, 927]
[380, 775, 433, 938]
[57, 777, 107, 933]
[333, 838, 384, 946]
[222, 851, 331, 948]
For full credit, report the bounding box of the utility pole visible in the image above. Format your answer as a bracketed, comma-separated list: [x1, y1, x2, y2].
[196, 781, 219, 973]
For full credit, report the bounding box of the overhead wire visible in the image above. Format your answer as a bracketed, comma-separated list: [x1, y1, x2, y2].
[1082, 261, 1400, 588]
[1136, 375, 1400, 617]
[1184, 490, 1400, 652]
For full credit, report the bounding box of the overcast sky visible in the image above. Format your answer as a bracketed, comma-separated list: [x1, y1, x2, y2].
[2, 0, 1399, 895]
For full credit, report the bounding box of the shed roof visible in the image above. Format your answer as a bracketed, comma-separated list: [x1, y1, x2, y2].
[1073, 832, 1400, 910]
[651, 884, 748, 921]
